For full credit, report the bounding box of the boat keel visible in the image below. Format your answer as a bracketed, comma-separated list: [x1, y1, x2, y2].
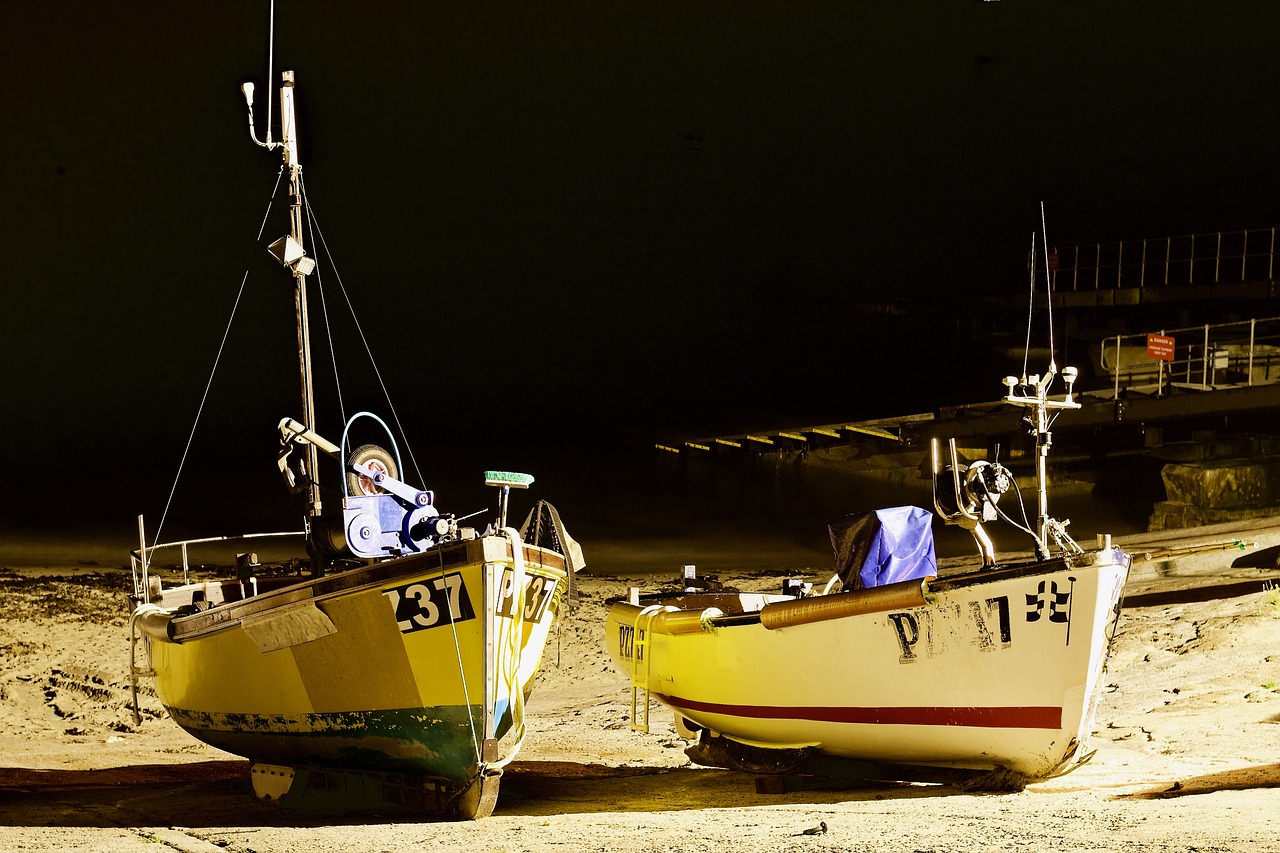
[248, 762, 503, 819]
[752, 757, 1030, 794]
[689, 732, 1030, 793]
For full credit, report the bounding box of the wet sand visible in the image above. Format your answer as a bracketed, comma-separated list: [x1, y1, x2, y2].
[2, 521, 1279, 852]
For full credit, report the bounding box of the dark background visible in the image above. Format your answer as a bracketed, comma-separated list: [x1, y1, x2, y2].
[4, 2, 1279, 557]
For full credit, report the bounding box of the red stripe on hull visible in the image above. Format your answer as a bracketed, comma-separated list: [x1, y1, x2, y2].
[657, 693, 1062, 729]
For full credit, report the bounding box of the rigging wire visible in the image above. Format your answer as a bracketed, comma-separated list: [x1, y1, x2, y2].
[301, 181, 347, 428]
[436, 545, 483, 764]
[299, 180, 426, 486]
[1040, 201, 1056, 368]
[149, 168, 287, 551]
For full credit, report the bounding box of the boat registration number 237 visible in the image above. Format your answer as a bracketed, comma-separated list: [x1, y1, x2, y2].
[382, 570, 559, 635]
[383, 573, 477, 634]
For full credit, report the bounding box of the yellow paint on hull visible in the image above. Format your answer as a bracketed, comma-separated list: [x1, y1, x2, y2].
[609, 549, 1130, 779]
[145, 535, 569, 780]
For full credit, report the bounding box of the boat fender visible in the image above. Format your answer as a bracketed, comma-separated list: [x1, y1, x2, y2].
[133, 603, 176, 643]
[759, 578, 933, 631]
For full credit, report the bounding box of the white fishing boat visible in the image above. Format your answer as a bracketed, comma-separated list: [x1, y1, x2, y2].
[127, 16, 583, 819]
[606, 362, 1130, 788]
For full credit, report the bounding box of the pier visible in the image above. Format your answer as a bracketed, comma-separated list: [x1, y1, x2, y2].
[662, 315, 1280, 455]
[658, 226, 1280, 532]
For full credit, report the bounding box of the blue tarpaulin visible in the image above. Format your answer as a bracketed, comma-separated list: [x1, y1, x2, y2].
[828, 505, 937, 591]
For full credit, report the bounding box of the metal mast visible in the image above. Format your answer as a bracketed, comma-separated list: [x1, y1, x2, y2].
[244, 69, 322, 519]
[1001, 366, 1083, 558]
[278, 71, 322, 518]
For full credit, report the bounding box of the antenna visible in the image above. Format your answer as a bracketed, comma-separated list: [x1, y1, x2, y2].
[241, 0, 280, 150]
[1040, 201, 1056, 372]
[264, 0, 275, 144]
[1022, 230, 1035, 382]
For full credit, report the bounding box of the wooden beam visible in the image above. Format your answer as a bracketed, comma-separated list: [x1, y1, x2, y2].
[842, 424, 902, 441]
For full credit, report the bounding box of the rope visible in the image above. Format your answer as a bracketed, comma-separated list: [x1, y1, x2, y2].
[298, 187, 425, 486]
[499, 528, 528, 747]
[149, 168, 286, 550]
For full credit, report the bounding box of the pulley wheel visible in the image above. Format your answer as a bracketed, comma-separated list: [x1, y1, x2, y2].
[347, 444, 398, 496]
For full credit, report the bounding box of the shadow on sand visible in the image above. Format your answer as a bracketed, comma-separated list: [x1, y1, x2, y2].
[0, 759, 969, 826]
[1122, 578, 1274, 609]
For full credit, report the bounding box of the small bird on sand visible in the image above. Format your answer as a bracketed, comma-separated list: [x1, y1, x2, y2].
[798, 821, 828, 836]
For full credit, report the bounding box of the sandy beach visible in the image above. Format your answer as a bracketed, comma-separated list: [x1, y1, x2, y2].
[2, 521, 1279, 852]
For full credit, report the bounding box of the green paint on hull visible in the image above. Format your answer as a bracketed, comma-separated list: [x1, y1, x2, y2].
[168, 704, 489, 782]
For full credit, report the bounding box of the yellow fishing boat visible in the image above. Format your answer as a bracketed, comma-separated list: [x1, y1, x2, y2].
[127, 10, 582, 818]
[607, 363, 1131, 788]
[133, 503, 578, 818]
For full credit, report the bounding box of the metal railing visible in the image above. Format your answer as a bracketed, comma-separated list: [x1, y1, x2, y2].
[1052, 227, 1277, 292]
[1095, 316, 1280, 399]
[130, 515, 305, 599]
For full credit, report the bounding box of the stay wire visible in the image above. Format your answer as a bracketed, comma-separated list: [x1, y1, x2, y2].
[436, 544, 483, 763]
[150, 167, 287, 551]
[1040, 201, 1056, 367]
[299, 176, 347, 427]
[299, 184, 425, 485]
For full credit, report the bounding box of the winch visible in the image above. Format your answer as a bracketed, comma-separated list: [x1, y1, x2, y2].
[277, 412, 457, 561]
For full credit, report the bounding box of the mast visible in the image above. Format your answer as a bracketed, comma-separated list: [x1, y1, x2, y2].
[1001, 365, 1082, 558]
[278, 71, 322, 518]
[244, 69, 322, 519]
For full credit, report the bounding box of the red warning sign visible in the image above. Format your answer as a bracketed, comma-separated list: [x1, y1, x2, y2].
[1146, 334, 1175, 361]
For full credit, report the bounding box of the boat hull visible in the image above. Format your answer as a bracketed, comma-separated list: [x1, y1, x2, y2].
[144, 534, 567, 789]
[606, 548, 1129, 780]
